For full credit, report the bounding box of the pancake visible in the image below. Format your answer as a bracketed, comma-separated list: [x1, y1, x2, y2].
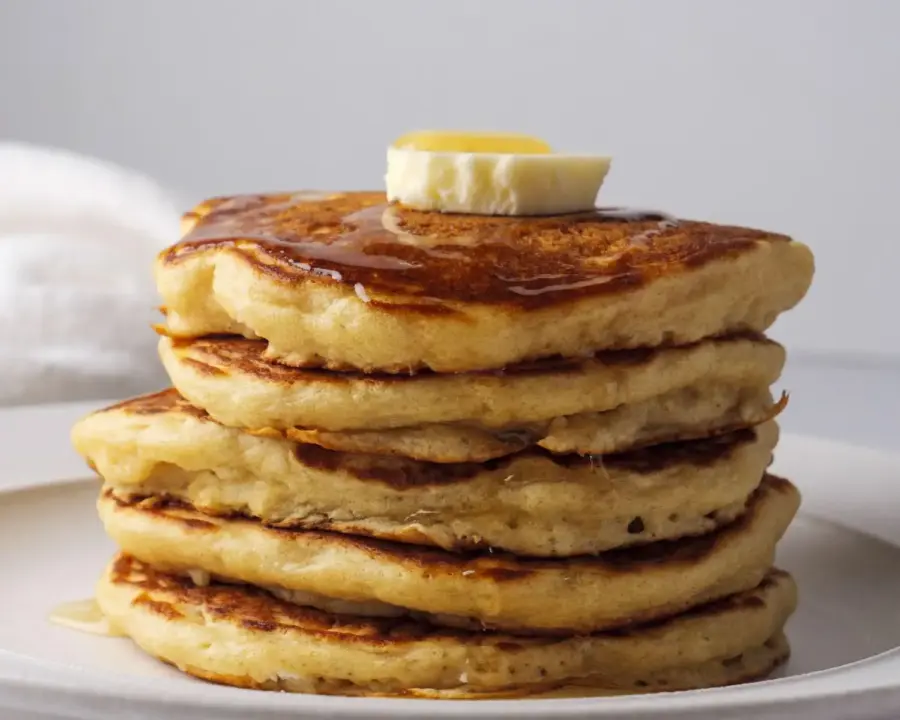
[156, 191, 814, 372]
[98, 475, 799, 634]
[277, 385, 779, 463]
[97, 555, 796, 698]
[75, 391, 779, 555]
[158, 333, 785, 432]
[221, 384, 780, 464]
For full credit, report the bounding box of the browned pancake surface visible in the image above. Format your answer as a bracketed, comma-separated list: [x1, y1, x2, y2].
[104, 474, 794, 582]
[162, 331, 776, 379]
[163, 191, 790, 309]
[102, 555, 793, 697]
[111, 552, 791, 643]
[95, 389, 764, 487]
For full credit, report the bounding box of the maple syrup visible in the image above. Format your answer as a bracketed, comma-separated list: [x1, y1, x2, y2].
[48, 598, 124, 637]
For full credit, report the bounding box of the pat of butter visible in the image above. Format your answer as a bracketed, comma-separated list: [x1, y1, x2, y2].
[393, 130, 552, 155]
[386, 130, 611, 216]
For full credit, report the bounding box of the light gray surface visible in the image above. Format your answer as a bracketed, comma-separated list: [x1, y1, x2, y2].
[0, 0, 898, 358]
[778, 356, 900, 454]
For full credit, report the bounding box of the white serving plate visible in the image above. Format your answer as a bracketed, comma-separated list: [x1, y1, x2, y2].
[0, 400, 899, 720]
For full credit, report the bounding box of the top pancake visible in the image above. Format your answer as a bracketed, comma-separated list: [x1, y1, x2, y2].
[157, 191, 814, 372]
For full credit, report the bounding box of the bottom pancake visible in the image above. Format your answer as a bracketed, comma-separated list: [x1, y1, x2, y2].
[97, 556, 795, 699]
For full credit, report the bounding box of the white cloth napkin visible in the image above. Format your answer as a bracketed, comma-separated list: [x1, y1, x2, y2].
[0, 143, 182, 406]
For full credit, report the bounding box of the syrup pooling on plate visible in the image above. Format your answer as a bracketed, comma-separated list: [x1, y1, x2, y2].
[49, 598, 124, 637]
[164, 191, 777, 308]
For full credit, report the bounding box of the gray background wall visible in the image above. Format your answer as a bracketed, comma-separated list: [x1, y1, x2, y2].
[1, 0, 897, 357]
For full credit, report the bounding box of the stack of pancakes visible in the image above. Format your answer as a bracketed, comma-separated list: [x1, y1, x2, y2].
[72, 191, 814, 698]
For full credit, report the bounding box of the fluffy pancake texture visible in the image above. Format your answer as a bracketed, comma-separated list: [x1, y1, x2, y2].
[158, 333, 786, 432]
[157, 191, 814, 372]
[273, 382, 779, 462]
[96, 555, 795, 698]
[98, 475, 799, 634]
[74, 180, 812, 699]
[112, 383, 781, 464]
[75, 393, 779, 555]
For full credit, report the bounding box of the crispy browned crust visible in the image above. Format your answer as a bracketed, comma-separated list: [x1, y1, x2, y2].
[111, 553, 791, 646]
[106, 555, 792, 698]
[104, 475, 794, 587]
[94, 389, 770, 489]
[158, 330, 778, 379]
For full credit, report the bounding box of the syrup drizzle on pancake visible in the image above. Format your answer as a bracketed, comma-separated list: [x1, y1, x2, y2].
[161, 191, 764, 308]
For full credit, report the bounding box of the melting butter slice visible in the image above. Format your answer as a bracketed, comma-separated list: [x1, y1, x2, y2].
[386, 131, 611, 216]
[393, 130, 553, 155]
